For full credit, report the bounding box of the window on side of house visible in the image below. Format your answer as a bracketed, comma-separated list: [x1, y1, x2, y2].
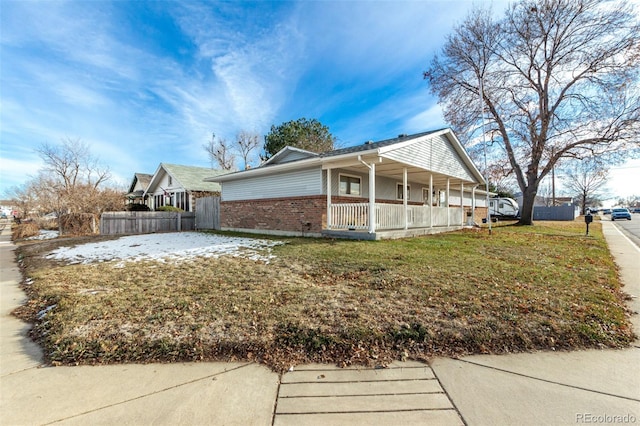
[174, 192, 190, 211]
[422, 188, 430, 204]
[168, 176, 173, 186]
[339, 174, 361, 196]
[396, 183, 410, 200]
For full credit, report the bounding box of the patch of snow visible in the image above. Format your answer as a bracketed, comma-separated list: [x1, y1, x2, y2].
[27, 230, 59, 240]
[46, 232, 284, 265]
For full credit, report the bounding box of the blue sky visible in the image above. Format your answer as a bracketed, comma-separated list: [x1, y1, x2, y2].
[1, 0, 638, 202]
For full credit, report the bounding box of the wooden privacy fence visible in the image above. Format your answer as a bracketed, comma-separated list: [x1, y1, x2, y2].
[533, 205, 577, 221]
[195, 196, 220, 230]
[100, 212, 195, 235]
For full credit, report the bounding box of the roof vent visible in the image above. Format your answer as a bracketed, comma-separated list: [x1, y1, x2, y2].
[364, 140, 373, 145]
[398, 133, 408, 138]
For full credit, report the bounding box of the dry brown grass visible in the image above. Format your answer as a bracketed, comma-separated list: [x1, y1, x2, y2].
[14, 221, 635, 371]
[12, 223, 40, 240]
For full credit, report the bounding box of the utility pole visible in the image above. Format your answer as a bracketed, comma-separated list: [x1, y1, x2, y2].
[479, 76, 492, 235]
[551, 147, 556, 206]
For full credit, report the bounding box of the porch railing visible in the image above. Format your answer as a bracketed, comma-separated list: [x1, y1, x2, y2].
[330, 203, 463, 231]
[330, 203, 369, 230]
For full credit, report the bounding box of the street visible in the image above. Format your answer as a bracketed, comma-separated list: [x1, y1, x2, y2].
[611, 214, 640, 249]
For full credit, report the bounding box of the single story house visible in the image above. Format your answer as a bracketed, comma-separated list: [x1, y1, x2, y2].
[145, 163, 227, 212]
[126, 173, 153, 206]
[206, 128, 491, 240]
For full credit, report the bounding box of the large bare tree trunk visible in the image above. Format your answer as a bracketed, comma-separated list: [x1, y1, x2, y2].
[518, 186, 538, 226]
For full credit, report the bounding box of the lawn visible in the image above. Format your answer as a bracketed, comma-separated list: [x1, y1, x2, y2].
[13, 221, 635, 372]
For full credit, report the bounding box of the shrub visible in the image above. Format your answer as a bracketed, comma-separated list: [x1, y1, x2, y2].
[59, 213, 98, 236]
[156, 206, 184, 212]
[127, 203, 150, 212]
[12, 223, 40, 240]
[34, 218, 59, 231]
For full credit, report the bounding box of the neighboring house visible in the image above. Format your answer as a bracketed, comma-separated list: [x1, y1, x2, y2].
[206, 128, 491, 240]
[145, 163, 227, 212]
[126, 173, 153, 206]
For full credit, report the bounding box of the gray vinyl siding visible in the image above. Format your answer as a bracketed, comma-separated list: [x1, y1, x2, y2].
[274, 150, 316, 163]
[222, 167, 322, 201]
[375, 175, 423, 202]
[383, 134, 477, 181]
[325, 169, 370, 198]
[325, 170, 423, 202]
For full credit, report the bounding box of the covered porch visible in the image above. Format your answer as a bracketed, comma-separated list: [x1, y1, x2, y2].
[322, 147, 486, 240]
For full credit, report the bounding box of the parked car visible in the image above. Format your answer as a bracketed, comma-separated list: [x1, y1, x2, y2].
[632, 208, 640, 214]
[611, 208, 632, 221]
[602, 208, 612, 215]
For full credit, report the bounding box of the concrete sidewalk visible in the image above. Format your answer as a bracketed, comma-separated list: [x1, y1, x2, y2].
[429, 221, 640, 425]
[1, 220, 639, 425]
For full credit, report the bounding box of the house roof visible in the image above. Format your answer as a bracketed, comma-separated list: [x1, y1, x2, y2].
[206, 128, 485, 187]
[146, 163, 227, 194]
[319, 129, 446, 159]
[262, 146, 318, 166]
[127, 173, 153, 194]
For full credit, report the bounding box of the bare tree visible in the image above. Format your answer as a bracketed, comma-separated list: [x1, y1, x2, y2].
[236, 130, 260, 170]
[425, 0, 640, 225]
[8, 138, 121, 221]
[561, 158, 609, 214]
[38, 138, 111, 190]
[203, 133, 236, 171]
[36, 138, 112, 214]
[616, 195, 639, 207]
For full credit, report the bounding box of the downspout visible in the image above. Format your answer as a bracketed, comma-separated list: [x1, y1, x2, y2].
[326, 168, 332, 230]
[403, 167, 408, 230]
[446, 178, 450, 227]
[429, 174, 433, 228]
[460, 182, 464, 226]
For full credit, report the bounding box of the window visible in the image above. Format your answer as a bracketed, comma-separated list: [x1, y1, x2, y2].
[422, 188, 430, 204]
[339, 174, 361, 196]
[168, 176, 173, 186]
[396, 183, 410, 200]
[154, 194, 165, 209]
[439, 190, 446, 206]
[174, 192, 191, 211]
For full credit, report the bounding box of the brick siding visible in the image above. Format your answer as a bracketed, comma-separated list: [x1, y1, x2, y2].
[221, 196, 490, 234]
[221, 196, 326, 234]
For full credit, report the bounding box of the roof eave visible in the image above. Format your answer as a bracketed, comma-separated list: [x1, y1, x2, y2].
[206, 157, 323, 182]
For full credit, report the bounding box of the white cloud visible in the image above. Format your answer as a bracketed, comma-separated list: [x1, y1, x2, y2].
[0, 158, 44, 192]
[171, 3, 306, 136]
[607, 159, 640, 202]
[0, 0, 515, 196]
[404, 103, 447, 133]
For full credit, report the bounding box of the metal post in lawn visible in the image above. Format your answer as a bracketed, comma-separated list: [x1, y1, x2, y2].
[479, 75, 491, 235]
[585, 212, 593, 236]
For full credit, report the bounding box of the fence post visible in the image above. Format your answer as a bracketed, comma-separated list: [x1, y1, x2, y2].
[177, 213, 182, 232]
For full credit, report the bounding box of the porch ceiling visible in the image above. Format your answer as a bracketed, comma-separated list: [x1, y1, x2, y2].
[323, 156, 476, 188]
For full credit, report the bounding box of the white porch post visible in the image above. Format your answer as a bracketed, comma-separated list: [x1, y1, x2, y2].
[368, 163, 376, 234]
[460, 182, 465, 225]
[471, 185, 478, 226]
[326, 168, 332, 230]
[429, 174, 433, 228]
[403, 167, 408, 230]
[446, 178, 450, 227]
